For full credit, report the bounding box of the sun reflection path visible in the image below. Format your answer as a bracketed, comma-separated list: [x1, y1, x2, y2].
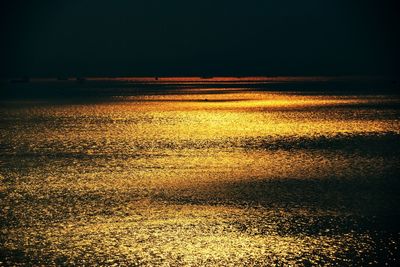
[1, 90, 399, 265]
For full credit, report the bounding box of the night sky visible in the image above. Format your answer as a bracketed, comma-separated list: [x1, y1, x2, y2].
[1, 0, 399, 78]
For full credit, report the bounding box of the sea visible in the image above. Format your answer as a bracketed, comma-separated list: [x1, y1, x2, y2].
[1, 77, 399, 265]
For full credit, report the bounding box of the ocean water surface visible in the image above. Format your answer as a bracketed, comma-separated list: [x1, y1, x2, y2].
[1, 78, 400, 265]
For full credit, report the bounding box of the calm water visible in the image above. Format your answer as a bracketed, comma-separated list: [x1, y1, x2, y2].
[1, 79, 400, 265]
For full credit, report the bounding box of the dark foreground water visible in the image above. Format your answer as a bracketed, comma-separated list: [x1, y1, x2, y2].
[1, 78, 400, 265]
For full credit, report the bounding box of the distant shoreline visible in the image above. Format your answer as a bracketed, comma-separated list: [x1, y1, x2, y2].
[1, 76, 399, 101]
[1, 75, 397, 83]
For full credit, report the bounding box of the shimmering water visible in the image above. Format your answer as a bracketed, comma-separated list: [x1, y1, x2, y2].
[1, 80, 400, 265]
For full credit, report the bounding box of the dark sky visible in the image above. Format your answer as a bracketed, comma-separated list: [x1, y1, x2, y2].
[1, 0, 399, 78]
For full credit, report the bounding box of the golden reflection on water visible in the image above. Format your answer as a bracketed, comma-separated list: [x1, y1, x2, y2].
[4, 203, 374, 266]
[1, 90, 399, 265]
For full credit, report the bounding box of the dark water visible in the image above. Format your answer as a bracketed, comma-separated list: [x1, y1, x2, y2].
[1, 78, 400, 265]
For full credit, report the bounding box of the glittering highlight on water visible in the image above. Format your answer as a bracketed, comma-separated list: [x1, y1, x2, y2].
[1, 86, 399, 265]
